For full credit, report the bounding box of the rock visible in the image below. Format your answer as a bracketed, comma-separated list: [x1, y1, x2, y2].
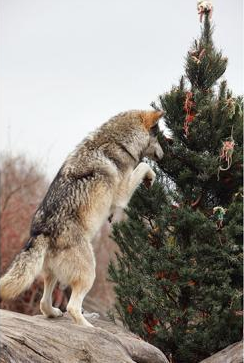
[199, 341, 243, 363]
[0, 309, 169, 363]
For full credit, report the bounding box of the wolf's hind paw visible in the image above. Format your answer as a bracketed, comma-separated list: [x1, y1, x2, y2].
[50, 307, 63, 318]
[41, 303, 63, 318]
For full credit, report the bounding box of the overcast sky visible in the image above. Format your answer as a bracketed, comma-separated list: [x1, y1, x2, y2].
[0, 0, 243, 179]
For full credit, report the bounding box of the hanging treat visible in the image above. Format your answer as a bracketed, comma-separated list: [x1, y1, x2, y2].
[190, 48, 206, 64]
[183, 91, 196, 136]
[191, 194, 202, 208]
[222, 97, 236, 119]
[217, 127, 235, 180]
[148, 226, 161, 249]
[213, 206, 227, 229]
[143, 315, 159, 336]
[197, 1, 213, 22]
[188, 280, 197, 286]
[155, 270, 179, 283]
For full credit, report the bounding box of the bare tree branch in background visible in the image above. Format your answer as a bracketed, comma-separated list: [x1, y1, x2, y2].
[0, 153, 70, 315]
[0, 152, 48, 271]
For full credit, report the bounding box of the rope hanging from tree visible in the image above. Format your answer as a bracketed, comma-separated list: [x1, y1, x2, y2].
[217, 126, 235, 180]
[183, 91, 196, 137]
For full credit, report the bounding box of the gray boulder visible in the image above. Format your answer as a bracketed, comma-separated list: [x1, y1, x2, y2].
[0, 309, 168, 363]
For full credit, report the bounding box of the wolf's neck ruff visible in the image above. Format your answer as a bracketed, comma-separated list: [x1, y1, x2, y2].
[117, 142, 139, 163]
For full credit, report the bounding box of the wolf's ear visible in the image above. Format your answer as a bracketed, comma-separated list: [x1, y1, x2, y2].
[140, 110, 164, 131]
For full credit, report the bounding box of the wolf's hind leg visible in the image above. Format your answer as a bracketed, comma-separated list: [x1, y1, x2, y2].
[67, 279, 94, 327]
[40, 273, 63, 318]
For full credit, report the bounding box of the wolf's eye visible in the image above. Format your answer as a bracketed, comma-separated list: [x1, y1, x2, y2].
[150, 124, 159, 136]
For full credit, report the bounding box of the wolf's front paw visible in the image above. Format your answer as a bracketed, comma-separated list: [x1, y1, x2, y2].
[143, 169, 156, 189]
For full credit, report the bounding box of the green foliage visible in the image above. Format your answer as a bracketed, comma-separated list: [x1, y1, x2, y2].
[109, 12, 243, 363]
[186, 15, 227, 90]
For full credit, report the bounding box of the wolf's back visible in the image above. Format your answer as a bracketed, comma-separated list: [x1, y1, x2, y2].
[0, 235, 48, 300]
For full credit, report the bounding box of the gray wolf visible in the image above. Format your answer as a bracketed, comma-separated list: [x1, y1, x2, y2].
[0, 110, 164, 326]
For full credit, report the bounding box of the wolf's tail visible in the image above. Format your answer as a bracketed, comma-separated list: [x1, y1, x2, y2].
[0, 234, 49, 300]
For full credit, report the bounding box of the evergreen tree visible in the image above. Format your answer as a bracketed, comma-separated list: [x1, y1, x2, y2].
[109, 4, 243, 363]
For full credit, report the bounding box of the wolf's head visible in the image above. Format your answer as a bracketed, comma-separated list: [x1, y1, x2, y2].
[91, 110, 164, 166]
[139, 110, 164, 162]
